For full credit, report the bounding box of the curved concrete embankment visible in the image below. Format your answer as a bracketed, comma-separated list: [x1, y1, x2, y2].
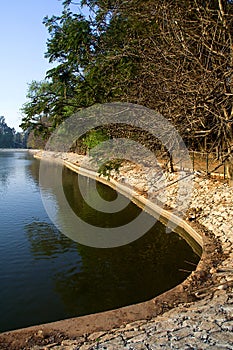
[64, 160, 203, 251]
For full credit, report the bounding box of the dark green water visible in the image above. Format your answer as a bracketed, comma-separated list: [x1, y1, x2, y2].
[0, 150, 200, 332]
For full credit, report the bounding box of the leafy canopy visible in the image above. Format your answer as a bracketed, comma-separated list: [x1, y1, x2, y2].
[21, 0, 233, 156]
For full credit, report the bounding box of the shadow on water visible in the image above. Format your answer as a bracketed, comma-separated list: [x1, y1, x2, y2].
[24, 218, 199, 319]
[25, 222, 75, 259]
[0, 151, 15, 190]
[0, 152, 200, 332]
[24, 164, 200, 319]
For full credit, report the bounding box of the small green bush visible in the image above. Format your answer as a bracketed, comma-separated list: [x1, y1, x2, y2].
[98, 159, 123, 179]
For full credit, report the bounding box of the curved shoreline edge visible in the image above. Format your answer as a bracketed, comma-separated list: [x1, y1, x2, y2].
[64, 160, 203, 251]
[0, 150, 232, 349]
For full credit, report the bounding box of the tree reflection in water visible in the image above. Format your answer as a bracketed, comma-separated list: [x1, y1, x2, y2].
[0, 151, 16, 191]
[0, 152, 200, 332]
[25, 221, 76, 259]
[25, 219, 199, 319]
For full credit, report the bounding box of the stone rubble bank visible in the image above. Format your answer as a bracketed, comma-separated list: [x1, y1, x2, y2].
[18, 152, 233, 348]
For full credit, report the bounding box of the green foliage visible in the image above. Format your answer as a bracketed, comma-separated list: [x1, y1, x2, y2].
[0, 116, 26, 148]
[82, 129, 109, 152]
[20, 79, 78, 135]
[44, 11, 94, 68]
[20, 0, 233, 156]
[98, 159, 122, 180]
[0, 116, 14, 148]
[20, 0, 140, 136]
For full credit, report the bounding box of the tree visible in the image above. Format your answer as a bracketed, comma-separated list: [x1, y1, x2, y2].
[21, 80, 73, 131]
[89, 0, 233, 157]
[0, 116, 15, 148]
[20, 0, 233, 160]
[20, 1, 141, 138]
[130, 0, 233, 157]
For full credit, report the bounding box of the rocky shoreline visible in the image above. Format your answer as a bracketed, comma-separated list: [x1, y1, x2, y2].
[0, 150, 232, 349]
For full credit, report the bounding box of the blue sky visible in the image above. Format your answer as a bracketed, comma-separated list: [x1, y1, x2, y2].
[0, 0, 69, 131]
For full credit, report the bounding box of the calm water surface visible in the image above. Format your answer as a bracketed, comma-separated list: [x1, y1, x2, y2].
[0, 150, 200, 332]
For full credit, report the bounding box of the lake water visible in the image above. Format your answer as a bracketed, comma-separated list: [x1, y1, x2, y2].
[0, 150, 200, 332]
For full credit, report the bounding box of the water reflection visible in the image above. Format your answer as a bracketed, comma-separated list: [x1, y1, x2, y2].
[40, 161, 156, 247]
[62, 167, 142, 227]
[31, 159, 199, 318]
[0, 151, 200, 332]
[0, 151, 13, 191]
[0, 150, 35, 195]
[27, 157, 40, 185]
[47, 225, 198, 317]
[25, 221, 75, 259]
[25, 171, 199, 319]
[0, 170, 9, 190]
